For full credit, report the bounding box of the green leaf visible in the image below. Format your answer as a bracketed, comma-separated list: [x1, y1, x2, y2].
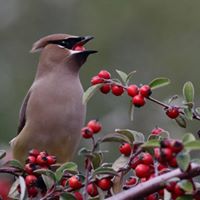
[182, 133, 196, 145]
[34, 169, 56, 181]
[0, 150, 6, 159]
[100, 133, 131, 144]
[8, 178, 20, 199]
[115, 129, 145, 143]
[184, 141, 200, 151]
[149, 77, 170, 90]
[195, 107, 200, 115]
[78, 148, 93, 156]
[93, 167, 118, 177]
[176, 195, 193, 200]
[175, 115, 187, 128]
[126, 70, 136, 84]
[141, 139, 160, 149]
[178, 180, 194, 192]
[115, 69, 128, 84]
[112, 155, 129, 171]
[41, 174, 55, 189]
[55, 162, 78, 181]
[83, 84, 103, 105]
[176, 151, 190, 171]
[91, 153, 103, 169]
[183, 81, 194, 104]
[60, 192, 76, 200]
[184, 108, 193, 120]
[5, 159, 23, 169]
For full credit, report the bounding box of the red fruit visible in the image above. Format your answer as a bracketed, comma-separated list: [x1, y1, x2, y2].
[24, 163, 38, 174]
[154, 148, 162, 161]
[132, 94, 146, 107]
[68, 176, 82, 190]
[170, 140, 183, 153]
[157, 163, 168, 172]
[127, 85, 139, 97]
[119, 143, 132, 156]
[166, 181, 176, 192]
[87, 183, 98, 197]
[168, 157, 178, 168]
[25, 175, 37, 187]
[166, 107, 180, 119]
[36, 154, 48, 165]
[160, 139, 172, 148]
[74, 191, 83, 200]
[111, 85, 124, 96]
[135, 164, 150, 178]
[174, 183, 185, 196]
[81, 127, 94, 139]
[47, 155, 56, 165]
[29, 149, 40, 157]
[97, 178, 112, 191]
[87, 120, 102, 133]
[151, 127, 164, 135]
[161, 148, 173, 161]
[61, 178, 68, 187]
[26, 156, 36, 164]
[140, 85, 152, 97]
[100, 84, 111, 94]
[0, 179, 11, 200]
[141, 152, 153, 165]
[91, 76, 104, 85]
[130, 156, 142, 169]
[146, 193, 158, 200]
[125, 176, 137, 186]
[98, 70, 111, 79]
[28, 186, 38, 198]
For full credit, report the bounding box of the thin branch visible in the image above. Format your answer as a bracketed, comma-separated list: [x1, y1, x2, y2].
[106, 163, 200, 200]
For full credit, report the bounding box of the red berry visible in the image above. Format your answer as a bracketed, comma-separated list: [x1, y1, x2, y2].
[111, 85, 124, 96]
[132, 94, 146, 107]
[146, 193, 158, 200]
[170, 140, 183, 153]
[36, 154, 48, 165]
[24, 163, 38, 174]
[125, 176, 137, 186]
[91, 76, 104, 85]
[68, 176, 82, 190]
[98, 70, 111, 79]
[166, 107, 180, 119]
[168, 157, 178, 168]
[140, 85, 152, 97]
[26, 156, 36, 164]
[25, 175, 37, 187]
[0, 179, 11, 200]
[161, 148, 173, 161]
[47, 155, 56, 165]
[119, 143, 132, 156]
[87, 120, 102, 133]
[87, 183, 98, 197]
[135, 164, 150, 178]
[160, 139, 172, 148]
[166, 181, 176, 192]
[28, 186, 38, 198]
[127, 85, 139, 97]
[61, 178, 68, 187]
[100, 84, 111, 94]
[130, 156, 142, 169]
[81, 127, 94, 139]
[29, 149, 40, 157]
[97, 178, 112, 191]
[151, 127, 164, 135]
[141, 153, 153, 165]
[174, 183, 185, 196]
[74, 191, 83, 200]
[157, 163, 168, 172]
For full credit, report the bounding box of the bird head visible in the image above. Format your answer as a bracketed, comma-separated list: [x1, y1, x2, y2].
[31, 33, 97, 69]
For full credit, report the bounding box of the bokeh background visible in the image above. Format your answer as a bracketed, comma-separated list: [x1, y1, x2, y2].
[1, 0, 200, 164]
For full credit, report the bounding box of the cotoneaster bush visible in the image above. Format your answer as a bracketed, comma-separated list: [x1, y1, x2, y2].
[0, 69, 200, 200]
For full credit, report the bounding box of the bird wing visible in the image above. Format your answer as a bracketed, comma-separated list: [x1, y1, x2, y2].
[17, 91, 31, 135]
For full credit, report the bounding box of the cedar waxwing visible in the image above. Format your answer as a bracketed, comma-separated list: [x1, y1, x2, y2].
[10, 33, 97, 164]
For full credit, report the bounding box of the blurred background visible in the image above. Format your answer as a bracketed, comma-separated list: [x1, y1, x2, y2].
[0, 0, 200, 164]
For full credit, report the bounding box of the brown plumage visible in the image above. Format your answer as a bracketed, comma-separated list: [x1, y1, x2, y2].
[10, 33, 97, 163]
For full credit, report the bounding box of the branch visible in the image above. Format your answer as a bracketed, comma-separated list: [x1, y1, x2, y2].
[106, 163, 200, 200]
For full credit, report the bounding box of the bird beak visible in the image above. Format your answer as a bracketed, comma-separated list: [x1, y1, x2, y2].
[72, 36, 98, 55]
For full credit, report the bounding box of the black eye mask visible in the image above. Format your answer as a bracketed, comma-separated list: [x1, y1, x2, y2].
[49, 37, 85, 49]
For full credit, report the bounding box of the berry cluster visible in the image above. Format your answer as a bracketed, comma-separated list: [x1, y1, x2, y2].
[91, 70, 152, 107]
[23, 149, 56, 197]
[116, 127, 199, 200]
[81, 119, 102, 139]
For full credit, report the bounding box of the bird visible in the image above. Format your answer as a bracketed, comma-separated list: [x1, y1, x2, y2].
[10, 33, 97, 164]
